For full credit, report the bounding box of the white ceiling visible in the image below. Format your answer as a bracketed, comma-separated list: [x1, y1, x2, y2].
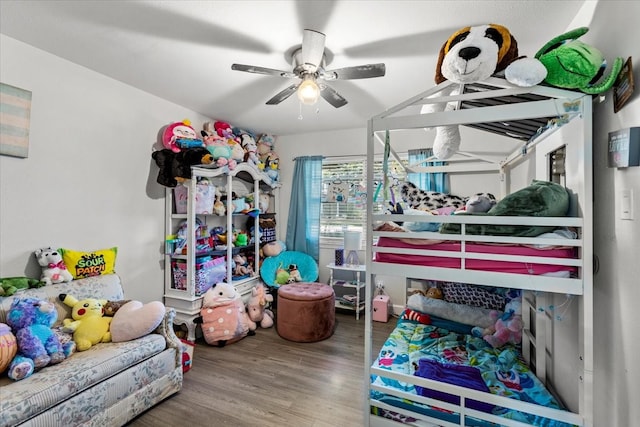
[0, 0, 586, 136]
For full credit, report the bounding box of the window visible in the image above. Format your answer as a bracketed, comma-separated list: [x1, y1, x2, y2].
[320, 156, 406, 244]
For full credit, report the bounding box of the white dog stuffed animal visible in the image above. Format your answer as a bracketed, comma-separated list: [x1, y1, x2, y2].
[35, 247, 73, 285]
[425, 24, 547, 159]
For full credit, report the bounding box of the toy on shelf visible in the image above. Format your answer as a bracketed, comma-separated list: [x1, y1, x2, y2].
[535, 27, 624, 94]
[213, 121, 236, 141]
[240, 133, 260, 167]
[263, 151, 280, 182]
[213, 188, 226, 216]
[202, 123, 237, 169]
[194, 283, 256, 347]
[232, 253, 253, 277]
[6, 298, 73, 381]
[34, 247, 73, 286]
[152, 147, 214, 188]
[162, 119, 203, 153]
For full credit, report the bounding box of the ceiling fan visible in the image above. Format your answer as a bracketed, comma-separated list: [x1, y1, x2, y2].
[231, 29, 386, 108]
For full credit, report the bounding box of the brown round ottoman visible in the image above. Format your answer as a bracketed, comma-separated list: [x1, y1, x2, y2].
[276, 282, 335, 343]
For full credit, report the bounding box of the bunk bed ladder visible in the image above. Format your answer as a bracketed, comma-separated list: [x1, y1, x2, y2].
[522, 290, 548, 384]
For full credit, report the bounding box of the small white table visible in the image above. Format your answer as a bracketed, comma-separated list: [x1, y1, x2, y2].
[327, 263, 366, 319]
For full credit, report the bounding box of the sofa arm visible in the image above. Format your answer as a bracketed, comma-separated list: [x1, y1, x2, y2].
[154, 307, 183, 367]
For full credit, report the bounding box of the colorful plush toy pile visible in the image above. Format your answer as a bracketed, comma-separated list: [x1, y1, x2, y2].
[472, 299, 524, 348]
[152, 118, 280, 188]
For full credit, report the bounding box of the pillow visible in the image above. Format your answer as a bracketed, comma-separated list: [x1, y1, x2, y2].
[403, 207, 456, 232]
[59, 247, 117, 279]
[407, 293, 499, 328]
[440, 282, 506, 311]
[110, 301, 165, 342]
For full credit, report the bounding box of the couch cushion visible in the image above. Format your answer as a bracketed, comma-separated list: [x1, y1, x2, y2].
[0, 334, 165, 426]
[0, 274, 124, 327]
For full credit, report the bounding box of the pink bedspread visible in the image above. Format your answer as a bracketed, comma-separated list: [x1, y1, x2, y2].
[375, 237, 577, 275]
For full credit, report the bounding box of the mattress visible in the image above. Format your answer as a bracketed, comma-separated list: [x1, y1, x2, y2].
[370, 316, 573, 427]
[374, 237, 577, 276]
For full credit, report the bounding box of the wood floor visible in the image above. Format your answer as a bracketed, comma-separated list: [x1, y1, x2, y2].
[127, 311, 396, 427]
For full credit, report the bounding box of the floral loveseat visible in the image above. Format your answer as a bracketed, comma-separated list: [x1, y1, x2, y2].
[0, 274, 183, 426]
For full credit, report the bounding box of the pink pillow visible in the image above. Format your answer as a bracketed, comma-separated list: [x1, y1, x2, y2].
[110, 301, 165, 342]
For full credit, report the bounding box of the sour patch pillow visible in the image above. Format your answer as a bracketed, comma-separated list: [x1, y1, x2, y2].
[59, 247, 117, 279]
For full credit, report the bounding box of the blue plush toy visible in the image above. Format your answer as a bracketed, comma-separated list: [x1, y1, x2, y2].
[6, 297, 73, 381]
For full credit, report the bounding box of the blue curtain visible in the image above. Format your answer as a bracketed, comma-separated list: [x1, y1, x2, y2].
[285, 156, 323, 261]
[407, 148, 448, 193]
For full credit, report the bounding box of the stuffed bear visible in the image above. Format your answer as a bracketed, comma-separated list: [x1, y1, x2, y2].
[194, 283, 256, 347]
[0, 277, 45, 297]
[59, 293, 112, 351]
[152, 147, 214, 188]
[34, 247, 74, 286]
[6, 297, 72, 380]
[246, 284, 274, 328]
[472, 299, 523, 348]
[426, 24, 547, 159]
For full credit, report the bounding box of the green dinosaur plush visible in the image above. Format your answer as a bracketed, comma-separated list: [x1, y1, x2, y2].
[535, 27, 623, 94]
[0, 277, 46, 297]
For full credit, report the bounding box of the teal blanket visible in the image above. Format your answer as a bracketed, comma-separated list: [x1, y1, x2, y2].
[371, 316, 572, 426]
[440, 180, 570, 237]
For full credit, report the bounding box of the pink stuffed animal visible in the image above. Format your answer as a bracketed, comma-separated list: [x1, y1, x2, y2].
[475, 299, 523, 348]
[246, 284, 274, 328]
[195, 283, 256, 347]
[162, 119, 202, 153]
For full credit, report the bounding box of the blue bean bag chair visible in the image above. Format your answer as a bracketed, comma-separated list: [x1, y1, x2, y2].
[260, 251, 318, 288]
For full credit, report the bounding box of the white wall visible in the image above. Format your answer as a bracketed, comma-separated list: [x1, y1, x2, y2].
[0, 35, 209, 303]
[587, 2, 640, 425]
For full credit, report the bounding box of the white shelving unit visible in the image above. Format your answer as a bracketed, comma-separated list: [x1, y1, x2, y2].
[164, 163, 279, 341]
[327, 262, 366, 320]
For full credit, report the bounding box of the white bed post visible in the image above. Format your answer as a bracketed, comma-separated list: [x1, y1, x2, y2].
[363, 118, 375, 426]
[580, 96, 594, 427]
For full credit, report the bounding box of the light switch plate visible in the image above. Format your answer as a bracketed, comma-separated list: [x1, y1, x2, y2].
[621, 189, 633, 220]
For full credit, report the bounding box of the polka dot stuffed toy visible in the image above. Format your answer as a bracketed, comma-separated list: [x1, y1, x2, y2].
[195, 282, 256, 347]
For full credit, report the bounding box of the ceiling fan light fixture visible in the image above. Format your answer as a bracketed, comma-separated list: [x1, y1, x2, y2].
[297, 76, 320, 105]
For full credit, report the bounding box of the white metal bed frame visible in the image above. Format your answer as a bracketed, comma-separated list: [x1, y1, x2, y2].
[364, 77, 593, 427]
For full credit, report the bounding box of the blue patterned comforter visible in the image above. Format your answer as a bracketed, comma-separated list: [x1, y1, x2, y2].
[371, 316, 574, 427]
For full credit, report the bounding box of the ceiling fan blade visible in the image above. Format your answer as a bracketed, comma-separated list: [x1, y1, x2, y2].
[319, 83, 348, 108]
[322, 63, 386, 80]
[231, 63, 297, 79]
[301, 29, 326, 69]
[266, 83, 300, 105]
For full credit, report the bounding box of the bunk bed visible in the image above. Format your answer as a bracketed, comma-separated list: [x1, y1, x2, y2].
[364, 77, 593, 427]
